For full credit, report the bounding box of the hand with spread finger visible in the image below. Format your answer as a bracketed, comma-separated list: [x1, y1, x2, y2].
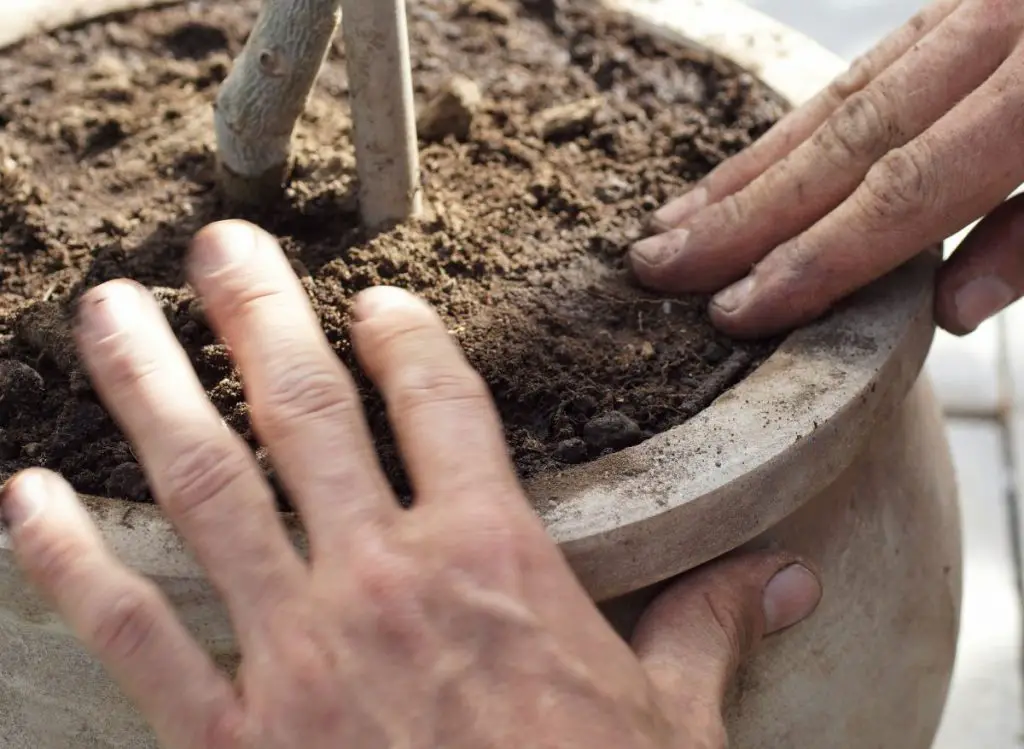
[0, 221, 821, 749]
[630, 0, 1024, 338]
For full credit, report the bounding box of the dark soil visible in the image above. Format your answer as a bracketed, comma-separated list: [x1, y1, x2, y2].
[0, 0, 785, 506]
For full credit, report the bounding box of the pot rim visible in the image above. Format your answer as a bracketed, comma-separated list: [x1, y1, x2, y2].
[0, 0, 938, 601]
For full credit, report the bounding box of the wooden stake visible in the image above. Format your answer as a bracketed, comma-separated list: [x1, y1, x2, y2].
[339, 0, 422, 230]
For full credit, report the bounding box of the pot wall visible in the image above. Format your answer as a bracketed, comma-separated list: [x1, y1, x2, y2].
[727, 377, 960, 748]
[601, 377, 961, 748]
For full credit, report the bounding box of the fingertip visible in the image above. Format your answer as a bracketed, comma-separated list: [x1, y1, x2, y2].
[2, 468, 67, 533]
[708, 265, 831, 340]
[351, 286, 433, 323]
[946, 276, 1016, 335]
[707, 280, 771, 339]
[188, 220, 275, 281]
[710, 275, 755, 315]
[650, 187, 708, 230]
[762, 562, 821, 634]
[628, 230, 692, 292]
[708, 298, 759, 339]
[75, 280, 145, 344]
[630, 229, 689, 268]
[189, 219, 257, 252]
[191, 219, 261, 243]
[632, 549, 822, 711]
[933, 289, 973, 337]
[645, 215, 675, 236]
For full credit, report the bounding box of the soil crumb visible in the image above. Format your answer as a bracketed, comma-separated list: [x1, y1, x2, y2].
[0, 0, 784, 505]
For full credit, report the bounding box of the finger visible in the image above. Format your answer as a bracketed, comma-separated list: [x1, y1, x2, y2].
[709, 53, 1024, 338]
[1, 470, 241, 747]
[646, 0, 960, 233]
[189, 221, 398, 555]
[935, 193, 1024, 334]
[75, 279, 305, 617]
[349, 287, 520, 507]
[632, 551, 820, 731]
[633, 1, 1009, 293]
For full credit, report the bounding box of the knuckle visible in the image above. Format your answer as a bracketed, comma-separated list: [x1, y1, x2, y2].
[680, 711, 729, 749]
[348, 550, 435, 651]
[705, 722, 729, 749]
[906, 6, 931, 32]
[813, 90, 893, 166]
[200, 708, 247, 749]
[278, 623, 339, 684]
[772, 238, 819, 280]
[353, 547, 422, 613]
[859, 144, 934, 223]
[975, 0, 1016, 29]
[88, 584, 163, 660]
[264, 618, 348, 710]
[761, 241, 836, 323]
[257, 355, 359, 433]
[451, 510, 530, 575]
[699, 590, 754, 667]
[161, 438, 252, 519]
[390, 365, 491, 419]
[826, 55, 875, 104]
[706, 191, 749, 232]
[215, 274, 280, 322]
[90, 335, 161, 393]
[21, 531, 87, 591]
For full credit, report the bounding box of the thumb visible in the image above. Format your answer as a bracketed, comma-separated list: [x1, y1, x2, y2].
[631, 552, 821, 734]
[934, 193, 1024, 335]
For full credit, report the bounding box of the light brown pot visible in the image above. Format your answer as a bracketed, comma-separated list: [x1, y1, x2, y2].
[0, 1, 961, 747]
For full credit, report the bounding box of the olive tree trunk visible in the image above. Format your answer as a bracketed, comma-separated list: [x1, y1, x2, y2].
[215, 0, 422, 230]
[214, 0, 342, 204]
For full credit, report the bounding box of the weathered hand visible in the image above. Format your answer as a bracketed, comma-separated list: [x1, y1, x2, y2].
[0, 221, 820, 749]
[630, 0, 1024, 338]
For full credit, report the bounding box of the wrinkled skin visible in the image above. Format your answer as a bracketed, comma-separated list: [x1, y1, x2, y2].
[632, 0, 1024, 338]
[0, 221, 820, 749]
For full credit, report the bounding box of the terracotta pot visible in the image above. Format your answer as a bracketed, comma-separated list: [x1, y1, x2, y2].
[0, 1, 962, 747]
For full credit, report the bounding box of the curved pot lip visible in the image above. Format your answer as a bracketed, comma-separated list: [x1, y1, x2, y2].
[0, 0, 938, 600]
[532, 0, 939, 598]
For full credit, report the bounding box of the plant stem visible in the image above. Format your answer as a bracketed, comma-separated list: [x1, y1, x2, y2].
[214, 0, 342, 204]
[339, 0, 422, 230]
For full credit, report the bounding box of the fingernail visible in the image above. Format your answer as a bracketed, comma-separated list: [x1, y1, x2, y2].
[763, 564, 821, 634]
[78, 281, 140, 341]
[954, 276, 1017, 332]
[1, 472, 47, 533]
[711, 276, 756, 313]
[352, 286, 424, 321]
[651, 187, 708, 230]
[189, 221, 261, 278]
[630, 229, 689, 268]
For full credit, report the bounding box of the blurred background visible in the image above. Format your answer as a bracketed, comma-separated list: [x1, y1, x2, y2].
[747, 0, 925, 59]
[743, 1, 1024, 746]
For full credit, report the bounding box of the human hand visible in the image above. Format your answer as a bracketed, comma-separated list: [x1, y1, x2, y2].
[0, 221, 821, 748]
[630, 0, 1024, 338]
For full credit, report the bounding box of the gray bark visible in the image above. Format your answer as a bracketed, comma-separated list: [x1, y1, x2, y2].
[214, 0, 342, 204]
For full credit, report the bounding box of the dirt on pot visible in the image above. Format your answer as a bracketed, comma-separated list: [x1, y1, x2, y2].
[0, 0, 784, 505]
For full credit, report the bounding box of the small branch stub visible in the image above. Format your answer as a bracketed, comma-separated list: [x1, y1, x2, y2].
[340, 0, 423, 230]
[214, 0, 342, 204]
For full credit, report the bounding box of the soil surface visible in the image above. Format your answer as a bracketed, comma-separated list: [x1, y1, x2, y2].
[0, 0, 785, 506]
